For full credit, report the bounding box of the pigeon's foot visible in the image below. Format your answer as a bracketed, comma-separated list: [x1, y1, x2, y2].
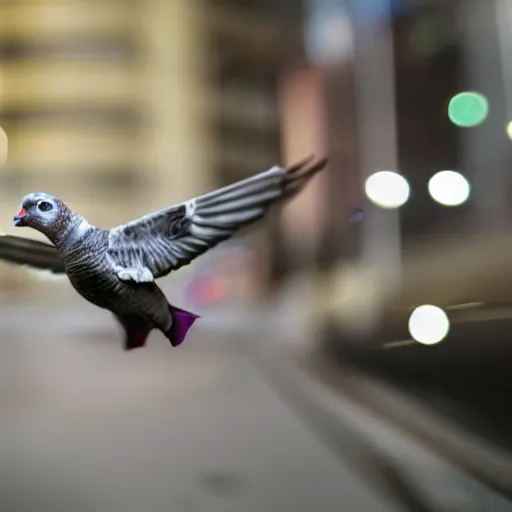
[116, 266, 154, 283]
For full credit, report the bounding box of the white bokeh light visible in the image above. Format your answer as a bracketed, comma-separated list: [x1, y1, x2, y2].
[408, 305, 450, 345]
[364, 171, 410, 209]
[506, 121, 512, 140]
[428, 170, 470, 206]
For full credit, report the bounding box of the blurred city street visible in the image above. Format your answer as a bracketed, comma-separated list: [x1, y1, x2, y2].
[0, 297, 392, 512]
[0, 292, 509, 511]
[1, 0, 512, 510]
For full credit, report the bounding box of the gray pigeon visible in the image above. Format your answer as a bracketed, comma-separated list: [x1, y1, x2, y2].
[2, 156, 327, 350]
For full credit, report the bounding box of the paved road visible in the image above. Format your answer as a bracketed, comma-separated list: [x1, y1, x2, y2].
[0, 301, 393, 512]
[3, 299, 512, 511]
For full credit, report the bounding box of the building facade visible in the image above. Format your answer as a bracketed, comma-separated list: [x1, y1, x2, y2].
[0, 0, 306, 305]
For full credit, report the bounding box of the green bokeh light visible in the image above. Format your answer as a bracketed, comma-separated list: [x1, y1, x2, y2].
[448, 92, 489, 127]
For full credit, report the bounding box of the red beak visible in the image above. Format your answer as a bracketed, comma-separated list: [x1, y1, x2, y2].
[13, 208, 27, 227]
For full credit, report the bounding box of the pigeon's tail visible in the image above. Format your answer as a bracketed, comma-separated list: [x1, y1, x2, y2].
[117, 315, 152, 351]
[125, 329, 151, 350]
[165, 305, 200, 347]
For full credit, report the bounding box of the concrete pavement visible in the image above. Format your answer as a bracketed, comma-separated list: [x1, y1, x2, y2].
[1, 294, 511, 511]
[0, 299, 392, 512]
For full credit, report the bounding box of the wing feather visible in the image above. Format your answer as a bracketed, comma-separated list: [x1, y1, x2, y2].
[0, 234, 66, 274]
[107, 156, 327, 278]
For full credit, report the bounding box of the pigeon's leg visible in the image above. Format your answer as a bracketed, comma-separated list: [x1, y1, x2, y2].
[113, 264, 154, 283]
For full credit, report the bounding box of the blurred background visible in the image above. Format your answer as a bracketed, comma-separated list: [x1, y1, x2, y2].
[1, 0, 512, 510]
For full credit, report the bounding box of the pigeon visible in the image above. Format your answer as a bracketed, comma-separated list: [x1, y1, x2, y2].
[2, 156, 327, 350]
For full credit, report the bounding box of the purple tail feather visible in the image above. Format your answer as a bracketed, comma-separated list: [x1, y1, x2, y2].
[165, 305, 200, 347]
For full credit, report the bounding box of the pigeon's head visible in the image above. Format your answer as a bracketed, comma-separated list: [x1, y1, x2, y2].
[13, 193, 65, 235]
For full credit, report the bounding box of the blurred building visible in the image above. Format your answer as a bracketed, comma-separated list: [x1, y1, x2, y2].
[0, 0, 306, 303]
[204, 0, 306, 299]
[0, 0, 213, 299]
[297, 0, 512, 350]
[5, 0, 501, 309]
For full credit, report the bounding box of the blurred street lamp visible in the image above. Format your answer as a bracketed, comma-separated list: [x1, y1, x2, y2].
[408, 304, 450, 345]
[428, 170, 471, 207]
[364, 170, 410, 209]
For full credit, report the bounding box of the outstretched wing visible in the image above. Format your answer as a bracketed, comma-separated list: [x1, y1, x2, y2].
[0, 234, 66, 274]
[107, 156, 327, 279]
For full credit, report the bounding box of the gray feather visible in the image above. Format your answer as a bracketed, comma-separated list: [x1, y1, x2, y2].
[106, 156, 327, 278]
[0, 234, 66, 274]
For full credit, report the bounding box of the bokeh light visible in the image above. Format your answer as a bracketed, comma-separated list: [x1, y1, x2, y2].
[506, 121, 512, 140]
[448, 91, 488, 127]
[364, 171, 410, 209]
[408, 305, 450, 345]
[428, 170, 471, 206]
[0, 127, 8, 168]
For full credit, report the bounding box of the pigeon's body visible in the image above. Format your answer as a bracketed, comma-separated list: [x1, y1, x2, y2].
[59, 225, 172, 336]
[2, 156, 327, 350]
[31, 207, 193, 349]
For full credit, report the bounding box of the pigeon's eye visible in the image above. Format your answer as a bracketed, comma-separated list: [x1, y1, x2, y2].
[37, 201, 53, 212]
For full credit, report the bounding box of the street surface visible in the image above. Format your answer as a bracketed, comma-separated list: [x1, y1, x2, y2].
[1, 295, 511, 511]
[0, 298, 392, 512]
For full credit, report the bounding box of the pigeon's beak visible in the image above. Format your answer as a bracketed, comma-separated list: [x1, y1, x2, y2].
[13, 208, 27, 227]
